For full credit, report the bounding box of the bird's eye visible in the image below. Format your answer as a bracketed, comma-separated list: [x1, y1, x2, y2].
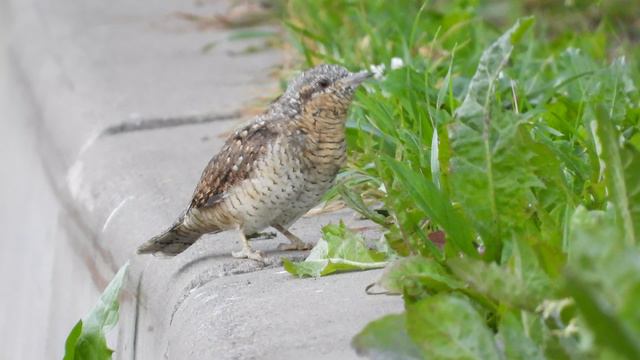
[318, 78, 330, 89]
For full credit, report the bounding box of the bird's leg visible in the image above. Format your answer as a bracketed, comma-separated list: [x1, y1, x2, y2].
[231, 228, 264, 261]
[273, 224, 313, 251]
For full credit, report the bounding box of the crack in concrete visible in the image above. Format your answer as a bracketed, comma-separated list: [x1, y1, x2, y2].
[101, 112, 241, 136]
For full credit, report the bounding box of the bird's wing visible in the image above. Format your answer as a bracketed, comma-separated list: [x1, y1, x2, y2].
[190, 118, 280, 209]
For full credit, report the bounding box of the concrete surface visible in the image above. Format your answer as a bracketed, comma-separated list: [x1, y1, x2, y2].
[0, 4, 61, 359]
[2, 0, 403, 359]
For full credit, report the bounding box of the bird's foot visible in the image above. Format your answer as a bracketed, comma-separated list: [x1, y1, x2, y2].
[246, 231, 277, 240]
[232, 247, 265, 262]
[277, 241, 313, 251]
[272, 224, 312, 251]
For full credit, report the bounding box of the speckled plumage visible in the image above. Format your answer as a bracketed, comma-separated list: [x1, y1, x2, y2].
[137, 64, 370, 260]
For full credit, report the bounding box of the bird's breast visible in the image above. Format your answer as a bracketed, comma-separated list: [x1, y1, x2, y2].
[193, 135, 345, 234]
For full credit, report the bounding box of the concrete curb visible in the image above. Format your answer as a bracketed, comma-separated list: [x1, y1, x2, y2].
[9, 0, 402, 358]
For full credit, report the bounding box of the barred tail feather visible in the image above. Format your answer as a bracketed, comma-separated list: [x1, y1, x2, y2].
[137, 221, 202, 256]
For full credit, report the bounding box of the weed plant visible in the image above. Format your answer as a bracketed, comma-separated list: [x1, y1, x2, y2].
[282, 0, 640, 358]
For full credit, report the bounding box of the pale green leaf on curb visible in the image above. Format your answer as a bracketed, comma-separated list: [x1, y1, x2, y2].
[352, 313, 423, 360]
[284, 222, 388, 277]
[63, 262, 129, 360]
[407, 294, 500, 360]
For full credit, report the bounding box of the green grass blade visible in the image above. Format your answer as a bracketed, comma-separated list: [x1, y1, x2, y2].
[383, 157, 478, 257]
[336, 183, 389, 225]
[430, 128, 441, 189]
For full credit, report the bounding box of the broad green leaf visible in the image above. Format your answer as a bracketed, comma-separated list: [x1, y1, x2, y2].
[63, 321, 82, 360]
[594, 106, 638, 246]
[406, 294, 500, 360]
[378, 256, 465, 296]
[508, 236, 555, 303]
[449, 18, 540, 260]
[565, 271, 640, 359]
[283, 222, 388, 277]
[382, 157, 478, 257]
[497, 312, 545, 360]
[454, 17, 533, 119]
[567, 206, 624, 289]
[73, 331, 112, 360]
[448, 257, 545, 311]
[63, 262, 129, 360]
[567, 206, 640, 356]
[352, 313, 423, 360]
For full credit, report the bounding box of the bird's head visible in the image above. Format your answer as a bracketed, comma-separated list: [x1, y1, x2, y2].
[275, 64, 371, 120]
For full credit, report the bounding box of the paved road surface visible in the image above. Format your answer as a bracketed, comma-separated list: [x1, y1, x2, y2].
[0, 2, 59, 358]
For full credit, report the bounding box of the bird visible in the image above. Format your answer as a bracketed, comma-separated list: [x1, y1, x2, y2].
[137, 64, 371, 261]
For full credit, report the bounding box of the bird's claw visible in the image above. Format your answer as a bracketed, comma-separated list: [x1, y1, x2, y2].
[277, 242, 313, 251]
[232, 248, 265, 262]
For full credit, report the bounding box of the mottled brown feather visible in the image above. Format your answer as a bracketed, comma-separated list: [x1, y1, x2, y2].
[190, 119, 279, 209]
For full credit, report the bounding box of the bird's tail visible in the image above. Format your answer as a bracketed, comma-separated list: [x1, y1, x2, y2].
[137, 220, 203, 256]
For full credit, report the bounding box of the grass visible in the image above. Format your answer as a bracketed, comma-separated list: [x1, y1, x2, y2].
[280, 0, 640, 358]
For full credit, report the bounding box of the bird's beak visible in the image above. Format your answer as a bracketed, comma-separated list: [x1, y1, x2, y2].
[342, 70, 373, 88]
